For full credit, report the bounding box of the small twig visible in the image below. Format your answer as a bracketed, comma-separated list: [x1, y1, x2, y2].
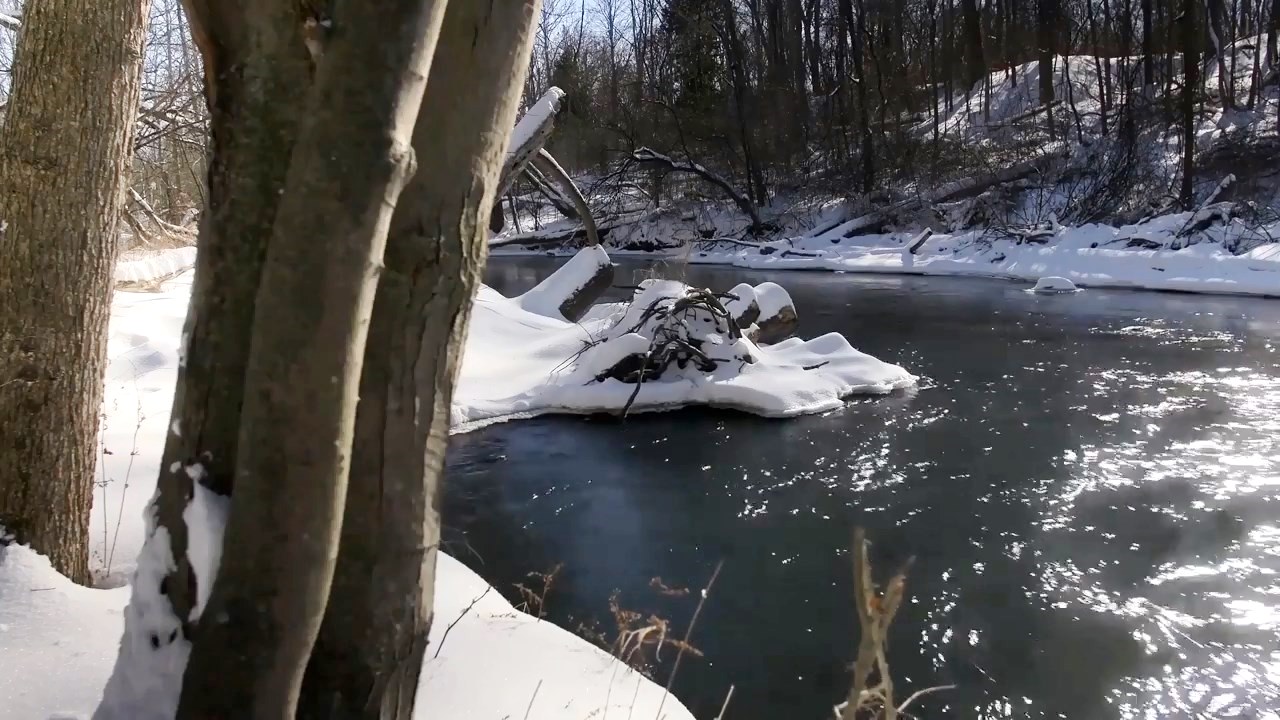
[522, 679, 542, 720]
[656, 559, 724, 718]
[714, 685, 735, 720]
[433, 586, 492, 659]
[896, 684, 957, 714]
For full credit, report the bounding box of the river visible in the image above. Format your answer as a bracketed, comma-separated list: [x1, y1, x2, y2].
[443, 257, 1280, 719]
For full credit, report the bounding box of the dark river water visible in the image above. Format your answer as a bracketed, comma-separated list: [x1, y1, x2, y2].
[443, 257, 1280, 719]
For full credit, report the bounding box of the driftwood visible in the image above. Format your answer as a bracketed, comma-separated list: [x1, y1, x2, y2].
[630, 147, 764, 233]
[523, 162, 579, 219]
[906, 228, 933, 254]
[490, 210, 651, 248]
[531, 148, 598, 246]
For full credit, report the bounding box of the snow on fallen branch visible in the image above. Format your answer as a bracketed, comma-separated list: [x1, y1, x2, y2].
[630, 147, 764, 234]
[0, 11, 19, 30]
[498, 87, 564, 198]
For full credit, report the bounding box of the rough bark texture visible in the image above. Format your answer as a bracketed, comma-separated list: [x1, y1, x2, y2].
[151, 0, 315, 632]
[0, 0, 150, 586]
[174, 0, 447, 716]
[297, 2, 542, 718]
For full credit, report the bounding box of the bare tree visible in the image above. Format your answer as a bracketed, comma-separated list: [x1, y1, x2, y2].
[0, 0, 151, 585]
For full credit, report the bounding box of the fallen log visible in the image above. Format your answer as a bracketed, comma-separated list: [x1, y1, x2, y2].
[531, 148, 598, 246]
[829, 146, 1068, 239]
[630, 147, 763, 234]
[497, 87, 564, 198]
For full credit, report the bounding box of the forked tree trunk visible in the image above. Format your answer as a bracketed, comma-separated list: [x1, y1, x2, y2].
[175, 0, 448, 716]
[0, 0, 150, 586]
[137, 0, 318, 637]
[299, 2, 542, 717]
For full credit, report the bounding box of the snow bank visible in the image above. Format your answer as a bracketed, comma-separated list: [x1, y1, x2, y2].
[453, 255, 915, 429]
[689, 210, 1280, 297]
[113, 247, 197, 285]
[0, 269, 697, 720]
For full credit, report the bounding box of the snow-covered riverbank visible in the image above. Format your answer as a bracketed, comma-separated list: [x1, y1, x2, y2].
[3, 245, 917, 718]
[497, 209, 1280, 298]
[1, 266, 701, 720]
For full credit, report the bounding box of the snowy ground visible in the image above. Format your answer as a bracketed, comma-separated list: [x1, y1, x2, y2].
[0, 267, 701, 720]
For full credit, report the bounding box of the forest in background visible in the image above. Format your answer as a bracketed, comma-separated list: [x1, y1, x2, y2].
[5, 0, 1280, 244]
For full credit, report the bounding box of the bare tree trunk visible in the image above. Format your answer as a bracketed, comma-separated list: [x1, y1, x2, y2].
[1038, 0, 1057, 137]
[116, 0, 319, 643]
[297, 5, 541, 717]
[174, 0, 448, 716]
[1143, 0, 1155, 86]
[0, 0, 150, 586]
[1181, 0, 1201, 209]
[960, 0, 985, 87]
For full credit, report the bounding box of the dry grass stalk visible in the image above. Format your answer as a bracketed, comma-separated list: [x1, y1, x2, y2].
[514, 562, 562, 620]
[836, 527, 955, 720]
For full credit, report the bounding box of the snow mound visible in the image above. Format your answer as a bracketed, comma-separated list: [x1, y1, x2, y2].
[423, 554, 693, 719]
[1030, 276, 1079, 294]
[453, 250, 915, 428]
[114, 247, 197, 285]
[0, 543, 130, 720]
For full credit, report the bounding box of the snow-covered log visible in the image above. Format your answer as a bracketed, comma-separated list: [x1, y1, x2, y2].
[630, 147, 764, 233]
[515, 244, 614, 322]
[0, 11, 19, 30]
[497, 87, 564, 198]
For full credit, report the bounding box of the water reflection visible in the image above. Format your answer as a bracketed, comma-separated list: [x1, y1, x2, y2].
[446, 259, 1280, 718]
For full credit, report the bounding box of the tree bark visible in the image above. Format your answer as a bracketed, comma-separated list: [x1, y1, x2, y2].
[132, 0, 318, 635]
[175, 0, 447, 715]
[0, 0, 150, 586]
[297, 3, 542, 718]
